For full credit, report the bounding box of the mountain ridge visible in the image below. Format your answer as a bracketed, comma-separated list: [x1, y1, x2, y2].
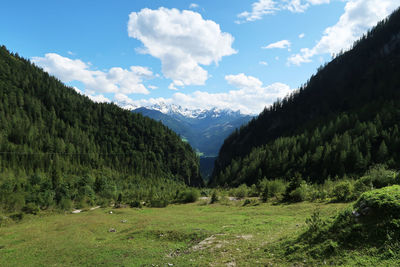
[133, 104, 254, 157]
[211, 8, 400, 186]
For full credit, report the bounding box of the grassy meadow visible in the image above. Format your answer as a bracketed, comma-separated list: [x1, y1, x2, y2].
[0, 201, 351, 266]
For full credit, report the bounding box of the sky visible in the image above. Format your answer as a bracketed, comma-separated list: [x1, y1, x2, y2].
[1, 0, 399, 114]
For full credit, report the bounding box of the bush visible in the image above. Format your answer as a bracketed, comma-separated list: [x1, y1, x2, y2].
[210, 190, 219, 204]
[248, 184, 259, 197]
[22, 203, 40, 215]
[9, 213, 24, 221]
[59, 198, 72, 211]
[130, 200, 143, 208]
[148, 199, 169, 208]
[267, 179, 286, 199]
[289, 183, 308, 202]
[261, 184, 269, 202]
[284, 174, 303, 202]
[364, 165, 397, 188]
[331, 181, 353, 202]
[230, 184, 249, 199]
[242, 199, 259, 206]
[176, 189, 199, 203]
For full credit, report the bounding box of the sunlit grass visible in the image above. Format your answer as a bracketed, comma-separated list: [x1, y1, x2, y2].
[0, 201, 350, 266]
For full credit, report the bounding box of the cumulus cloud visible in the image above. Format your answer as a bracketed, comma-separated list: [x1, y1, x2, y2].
[88, 94, 111, 103]
[123, 73, 291, 114]
[288, 0, 400, 65]
[299, 33, 305, 39]
[31, 53, 152, 94]
[127, 7, 237, 87]
[237, 0, 330, 23]
[262, 40, 291, 50]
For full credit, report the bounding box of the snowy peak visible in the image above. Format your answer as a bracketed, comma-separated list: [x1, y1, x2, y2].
[145, 103, 244, 120]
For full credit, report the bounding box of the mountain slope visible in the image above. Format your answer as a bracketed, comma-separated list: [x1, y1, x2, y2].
[0, 46, 203, 211]
[211, 8, 400, 186]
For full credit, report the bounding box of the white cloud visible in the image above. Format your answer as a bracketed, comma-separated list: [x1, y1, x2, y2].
[259, 61, 269, 66]
[67, 51, 76, 56]
[237, 0, 278, 22]
[299, 33, 305, 38]
[262, 39, 291, 49]
[127, 8, 237, 87]
[122, 74, 292, 114]
[31, 53, 152, 95]
[237, 0, 331, 23]
[288, 0, 400, 65]
[225, 73, 263, 89]
[88, 94, 111, 103]
[189, 3, 199, 9]
[148, 85, 158, 90]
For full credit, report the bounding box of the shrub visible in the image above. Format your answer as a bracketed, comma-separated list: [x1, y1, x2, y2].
[210, 190, 219, 204]
[261, 184, 269, 202]
[9, 212, 24, 221]
[59, 198, 72, 211]
[130, 200, 143, 208]
[22, 203, 40, 215]
[148, 199, 169, 208]
[331, 181, 353, 202]
[176, 189, 199, 203]
[267, 179, 286, 199]
[248, 184, 259, 197]
[230, 184, 249, 199]
[284, 174, 303, 201]
[289, 183, 308, 202]
[242, 199, 259, 206]
[364, 165, 397, 188]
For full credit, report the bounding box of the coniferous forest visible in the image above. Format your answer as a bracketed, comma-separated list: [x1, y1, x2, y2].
[0, 46, 203, 212]
[211, 8, 400, 187]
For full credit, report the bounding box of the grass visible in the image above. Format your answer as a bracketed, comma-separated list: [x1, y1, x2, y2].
[0, 200, 380, 266]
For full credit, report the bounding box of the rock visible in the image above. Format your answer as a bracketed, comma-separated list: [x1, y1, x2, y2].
[121, 219, 127, 223]
[109, 211, 113, 214]
[109, 228, 116, 232]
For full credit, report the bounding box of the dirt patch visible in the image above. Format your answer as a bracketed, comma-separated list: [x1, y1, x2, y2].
[191, 234, 227, 251]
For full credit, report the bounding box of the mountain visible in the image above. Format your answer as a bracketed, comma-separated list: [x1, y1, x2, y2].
[133, 103, 254, 157]
[211, 8, 400, 187]
[133, 104, 253, 180]
[0, 46, 203, 211]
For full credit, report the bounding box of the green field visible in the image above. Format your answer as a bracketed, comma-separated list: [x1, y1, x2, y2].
[0, 201, 352, 266]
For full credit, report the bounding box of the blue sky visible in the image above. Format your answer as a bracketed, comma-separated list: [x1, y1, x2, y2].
[1, 0, 399, 114]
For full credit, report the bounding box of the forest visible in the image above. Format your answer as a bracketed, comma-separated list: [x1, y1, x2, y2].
[211, 8, 400, 187]
[0, 46, 203, 212]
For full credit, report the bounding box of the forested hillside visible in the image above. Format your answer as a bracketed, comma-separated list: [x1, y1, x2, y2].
[0, 46, 202, 211]
[211, 8, 400, 186]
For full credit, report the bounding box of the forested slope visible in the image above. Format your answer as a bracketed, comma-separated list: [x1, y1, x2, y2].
[211, 8, 400, 186]
[0, 46, 202, 211]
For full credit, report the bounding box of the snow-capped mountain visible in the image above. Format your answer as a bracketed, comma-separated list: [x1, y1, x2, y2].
[146, 102, 244, 119]
[132, 104, 253, 157]
[132, 104, 254, 179]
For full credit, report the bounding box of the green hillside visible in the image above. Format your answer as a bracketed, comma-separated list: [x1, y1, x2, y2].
[0, 46, 203, 212]
[211, 8, 400, 186]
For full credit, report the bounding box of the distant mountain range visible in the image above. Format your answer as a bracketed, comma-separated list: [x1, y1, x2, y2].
[133, 103, 254, 157]
[132, 103, 254, 179]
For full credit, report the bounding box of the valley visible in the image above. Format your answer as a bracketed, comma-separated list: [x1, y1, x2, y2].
[1, 1, 400, 266]
[133, 105, 253, 180]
